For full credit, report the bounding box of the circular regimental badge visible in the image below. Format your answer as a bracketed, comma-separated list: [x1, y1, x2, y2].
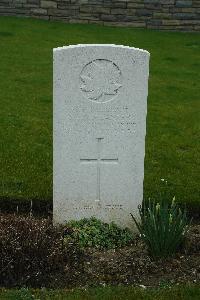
[80, 59, 122, 103]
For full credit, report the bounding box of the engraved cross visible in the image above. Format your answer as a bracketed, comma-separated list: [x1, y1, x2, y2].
[80, 138, 118, 201]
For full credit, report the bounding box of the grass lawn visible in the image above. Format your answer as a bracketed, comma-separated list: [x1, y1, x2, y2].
[1, 285, 200, 300]
[0, 16, 199, 209]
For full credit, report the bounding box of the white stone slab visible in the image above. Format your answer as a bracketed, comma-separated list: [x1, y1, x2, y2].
[53, 44, 150, 229]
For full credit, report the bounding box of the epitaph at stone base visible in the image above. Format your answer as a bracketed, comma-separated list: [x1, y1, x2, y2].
[53, 44, 150, 230]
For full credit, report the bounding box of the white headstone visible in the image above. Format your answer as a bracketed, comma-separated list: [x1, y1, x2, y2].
[53, 44, 150, 229]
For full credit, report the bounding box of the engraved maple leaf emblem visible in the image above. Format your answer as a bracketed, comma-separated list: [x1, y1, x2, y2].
[80, 59, 122, 102]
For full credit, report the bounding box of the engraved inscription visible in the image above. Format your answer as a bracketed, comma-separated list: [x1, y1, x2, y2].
[72, 204, 123, 210]
[80, 59, 122, 103]
[105, 204, 123, 210]
[80, 138, 118, 201]
[65, 105, 136, 136]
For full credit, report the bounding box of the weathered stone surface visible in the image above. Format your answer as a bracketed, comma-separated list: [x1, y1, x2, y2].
[147, 19, 162, 25]
[101, 14, 117, 21]
[179, 19, 200, 25]
[160, 0, 175, 4]
[53, 44, 150, 229]
[80, 5, 110, 14]
[153, 12, 171, 19]
[0, 0, 11, 3]
[79, 13, 99, 20]
[162, 19, 181, 25]
[176, 1, 192, 8]
[23, 4, 39, 8]
[0, 0, 199, 31]
[193, 1, 200, 7]
[173, 12, 197, 19]
[112, 2, 127, 8]
[121, 15, 138, 22]
[144, 0, 160, 4]
[111, 8, 136, 15]
[127, 3, 144, 8]
[13, 0, 27, 3]
[31, 8, 47, 15]
[58, 4, 78, 9]
[10, 4, 23, 8]
[145, 3, 162, 10]
[48, 8, 78, 16]
[170, 7, 197, 13]
[136, 9, 153, 16]
[41, 1, 57, 8]
[114, 0, 128, 2]
[27, 0, 39, 4]
[69, 19, 89, 23]
[0, 7, 29, 13]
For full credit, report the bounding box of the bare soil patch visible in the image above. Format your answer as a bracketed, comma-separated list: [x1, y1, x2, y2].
[1, 214, 199, 288]
[81, 225, 200, 287]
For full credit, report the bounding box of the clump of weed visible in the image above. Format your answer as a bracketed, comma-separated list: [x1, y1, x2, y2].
[64, 217, 134, 249]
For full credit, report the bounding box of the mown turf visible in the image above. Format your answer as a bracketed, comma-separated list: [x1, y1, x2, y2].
[1, 285, 200, 300]
[0, 16, 199, 208]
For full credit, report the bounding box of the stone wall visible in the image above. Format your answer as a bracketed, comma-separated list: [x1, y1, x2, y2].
[0, 0, 199, 31]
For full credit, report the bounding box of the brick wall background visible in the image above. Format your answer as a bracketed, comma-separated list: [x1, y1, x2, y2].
[0, 0, 199, 31]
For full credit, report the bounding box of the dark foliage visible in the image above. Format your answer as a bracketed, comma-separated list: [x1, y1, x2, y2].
[0, 198, 52, 217]
[0, 214, 83, 287]
[131, 199, 189, 259]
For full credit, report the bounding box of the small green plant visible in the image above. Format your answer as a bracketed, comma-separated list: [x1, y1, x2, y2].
[64, 217, 134, 249]
[17, 288, 34, 300]
[131, 197, 189, 259]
